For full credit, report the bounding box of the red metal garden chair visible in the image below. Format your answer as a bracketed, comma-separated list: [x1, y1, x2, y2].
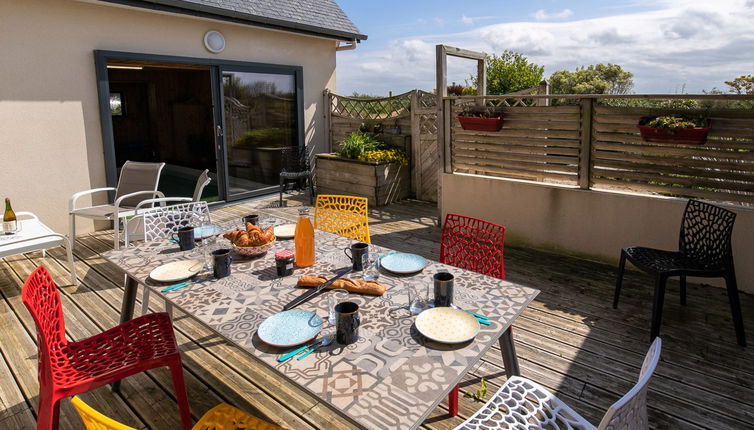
[440, 213, 506, 280]
[439, 213, 506, 416]
[21, 265, 192, 430]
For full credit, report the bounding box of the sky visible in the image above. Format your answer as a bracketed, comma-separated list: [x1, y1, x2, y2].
[335, 0, 754, 96]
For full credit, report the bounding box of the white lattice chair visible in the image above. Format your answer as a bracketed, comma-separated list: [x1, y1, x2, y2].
[137, 201, 211, 316]
[456, 338, 662, 430]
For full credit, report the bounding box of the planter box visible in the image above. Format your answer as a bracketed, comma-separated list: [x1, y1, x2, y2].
[637, 118, 711, 145]
[316, 154, 410, 206]
[457, 115, 504, 132]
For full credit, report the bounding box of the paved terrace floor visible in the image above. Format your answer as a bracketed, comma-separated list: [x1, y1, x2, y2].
[1, 194, 753, 429]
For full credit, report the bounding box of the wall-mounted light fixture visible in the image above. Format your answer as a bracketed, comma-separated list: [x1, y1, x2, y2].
[204, 30, 225, 53]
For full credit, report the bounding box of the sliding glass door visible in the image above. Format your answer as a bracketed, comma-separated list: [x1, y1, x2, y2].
[220, 67, 301, 200]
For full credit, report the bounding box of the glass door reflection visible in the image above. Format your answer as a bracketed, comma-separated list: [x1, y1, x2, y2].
[222, 70, 298, 199]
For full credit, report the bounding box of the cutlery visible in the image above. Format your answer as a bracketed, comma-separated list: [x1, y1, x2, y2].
[283, 267, 352, 311]
[277, 343, 314, 362]
[468, 311, 488, 321]
[161, 281, 191, 292]
[297, 334, 333, 360]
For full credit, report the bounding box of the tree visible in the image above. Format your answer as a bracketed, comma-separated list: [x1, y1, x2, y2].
[549, 63, 634, 95]
[468, 50, 544, 95]
[724, 75, 754, 95]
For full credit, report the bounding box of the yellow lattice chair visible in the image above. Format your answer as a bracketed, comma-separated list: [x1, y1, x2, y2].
[71, 396, 287, 430]
[314, 194, 370, 243]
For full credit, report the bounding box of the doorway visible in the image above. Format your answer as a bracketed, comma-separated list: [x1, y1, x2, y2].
[107, 64, 220, 201]
[95, 51, 304, 203]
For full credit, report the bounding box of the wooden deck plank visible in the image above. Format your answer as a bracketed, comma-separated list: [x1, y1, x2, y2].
[1, 193, 752, 430]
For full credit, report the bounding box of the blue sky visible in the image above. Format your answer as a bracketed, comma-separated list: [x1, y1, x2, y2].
[335, 0, 754, 95]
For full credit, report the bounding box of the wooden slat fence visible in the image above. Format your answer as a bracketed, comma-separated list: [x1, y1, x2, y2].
[446, 95, 754, 206]
[450, 98, 581, 184]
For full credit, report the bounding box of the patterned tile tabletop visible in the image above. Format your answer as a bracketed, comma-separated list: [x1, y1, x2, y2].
[104, 215, 539, 429]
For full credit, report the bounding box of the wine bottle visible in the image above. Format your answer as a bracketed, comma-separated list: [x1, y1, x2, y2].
[3, 198, 17, 235]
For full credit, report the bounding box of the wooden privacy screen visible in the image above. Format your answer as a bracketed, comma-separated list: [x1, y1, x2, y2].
[448, 95, 754, 206]
[591, 106, 754, 205]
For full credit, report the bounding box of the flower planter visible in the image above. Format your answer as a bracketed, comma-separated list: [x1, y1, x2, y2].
[315, 154, 410, 206]
[457, 115, 504, 132]
[637, 118, 711, 145]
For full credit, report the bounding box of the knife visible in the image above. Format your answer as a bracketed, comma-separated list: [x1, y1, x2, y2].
[283, 267, 352, 311]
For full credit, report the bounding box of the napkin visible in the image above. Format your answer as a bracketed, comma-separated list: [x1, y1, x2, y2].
[297, 275, 387, 296]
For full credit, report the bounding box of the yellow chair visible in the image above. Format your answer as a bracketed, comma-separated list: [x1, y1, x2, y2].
[71, 396, 287, 430]
[314, 194, 370, 243]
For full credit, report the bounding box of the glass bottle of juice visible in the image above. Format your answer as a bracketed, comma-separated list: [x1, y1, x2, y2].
[294, 208, 315, 267]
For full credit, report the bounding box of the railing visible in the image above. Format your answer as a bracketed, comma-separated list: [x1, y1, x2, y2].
[445, 94, 754, 206]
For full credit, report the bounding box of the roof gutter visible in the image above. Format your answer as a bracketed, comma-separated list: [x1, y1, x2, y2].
[336, 40, 358, 51]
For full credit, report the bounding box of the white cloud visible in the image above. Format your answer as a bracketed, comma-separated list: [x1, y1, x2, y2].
[461, 15, 474, 25]
[532, 9, 574, 21]
[337, 0, 754, 95]
[433, 17, 446, 25]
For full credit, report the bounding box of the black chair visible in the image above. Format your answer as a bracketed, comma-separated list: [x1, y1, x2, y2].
[614, 199, 745, 346]
[279, 145, 315, 206]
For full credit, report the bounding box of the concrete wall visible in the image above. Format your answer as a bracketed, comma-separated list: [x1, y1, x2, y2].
[441, 173, 754, 293]
[0, 0, 337, 233]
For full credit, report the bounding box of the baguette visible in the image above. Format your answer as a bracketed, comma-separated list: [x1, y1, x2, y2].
[297, 275, 387, 296]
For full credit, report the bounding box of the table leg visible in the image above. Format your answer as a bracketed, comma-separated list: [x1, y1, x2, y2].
[112, 274, 139, 393]
[499, 326, 520, 378]
[448, 384, 459, 416]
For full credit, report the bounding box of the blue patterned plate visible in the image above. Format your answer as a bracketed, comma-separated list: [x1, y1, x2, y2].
[380, 253, 428, 274]
[194, 224, 222, 240]
[257, 310, 323, 347]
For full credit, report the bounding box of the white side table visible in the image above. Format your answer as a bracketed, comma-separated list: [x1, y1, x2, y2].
[0, 212, 76, 285]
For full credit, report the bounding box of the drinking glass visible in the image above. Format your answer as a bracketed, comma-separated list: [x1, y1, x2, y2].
[361, 246, 380, 282]
[407, 284, 427, 315]
[327, 289, 350, 325]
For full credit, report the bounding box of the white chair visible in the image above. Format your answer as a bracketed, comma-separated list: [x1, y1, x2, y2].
[138, 201, 211, 315]
[123, 169, 212, 248]
[456, 338, 662, 430]
[69, 161, 165, 251]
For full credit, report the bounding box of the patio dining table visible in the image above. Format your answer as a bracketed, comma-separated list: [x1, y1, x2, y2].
[103, 214, 539, 430]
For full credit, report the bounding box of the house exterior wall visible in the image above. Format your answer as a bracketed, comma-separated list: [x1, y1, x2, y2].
[441, 173, 754, 294]
[0, 0, 337, 233]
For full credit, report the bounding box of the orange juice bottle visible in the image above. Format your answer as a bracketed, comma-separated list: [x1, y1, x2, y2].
[294, 208, 315, 267]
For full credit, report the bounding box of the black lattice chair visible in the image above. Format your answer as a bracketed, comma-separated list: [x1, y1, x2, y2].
[614, 199, 745, 346]
[279, 145, 315, 206]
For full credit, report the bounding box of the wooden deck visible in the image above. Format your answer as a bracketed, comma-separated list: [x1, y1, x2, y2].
[1, 194, 753, 429]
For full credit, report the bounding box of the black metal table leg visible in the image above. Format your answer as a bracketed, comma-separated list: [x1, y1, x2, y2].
[112, 275, 139, 393]
[499, 326, 520, 378]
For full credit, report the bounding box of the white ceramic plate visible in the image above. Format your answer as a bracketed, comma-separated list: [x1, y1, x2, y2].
[415, 307, 480, 344]
[274, 224, 297, 239]
[149, 260, 203, 283]
[380, 253, 428, 274]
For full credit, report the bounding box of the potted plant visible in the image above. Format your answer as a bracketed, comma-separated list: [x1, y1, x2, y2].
[637, 115, 711, 145]
[316, 131, 410, 206]
[456, 106, 504, 132]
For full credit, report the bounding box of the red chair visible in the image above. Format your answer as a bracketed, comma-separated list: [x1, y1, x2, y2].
[21, 266, 192, 430]
[440, 213, 506, 280]
[440, 213, 506, 416]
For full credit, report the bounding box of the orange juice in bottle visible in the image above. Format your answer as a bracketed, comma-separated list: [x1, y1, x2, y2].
[294, 208, 315, 267]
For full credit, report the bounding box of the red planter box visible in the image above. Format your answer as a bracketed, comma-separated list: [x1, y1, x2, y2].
[637, 119, 711, 145]
[457, 115, 504, 132]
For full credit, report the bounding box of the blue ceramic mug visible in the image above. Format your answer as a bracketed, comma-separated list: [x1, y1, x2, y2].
[212, 248, 232, 279]
[171, 227, 195, 251]
[335, 301, 360, 345]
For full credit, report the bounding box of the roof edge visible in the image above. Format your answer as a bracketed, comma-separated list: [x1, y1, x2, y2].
[98, 0, 368, 42]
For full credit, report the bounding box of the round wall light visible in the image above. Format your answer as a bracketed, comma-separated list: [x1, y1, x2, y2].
[204, 30, 225, 53]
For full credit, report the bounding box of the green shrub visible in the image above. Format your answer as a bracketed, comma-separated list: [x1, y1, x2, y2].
[234, 128, 292, 148]
[336, 131, 382, 159]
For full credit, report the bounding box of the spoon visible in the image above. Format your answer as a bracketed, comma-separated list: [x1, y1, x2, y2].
[296, 333, 334, 360]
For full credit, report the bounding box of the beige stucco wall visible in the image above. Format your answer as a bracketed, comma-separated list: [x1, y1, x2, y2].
[0, 0, 337, 233]
[441, 173, 754, 294]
